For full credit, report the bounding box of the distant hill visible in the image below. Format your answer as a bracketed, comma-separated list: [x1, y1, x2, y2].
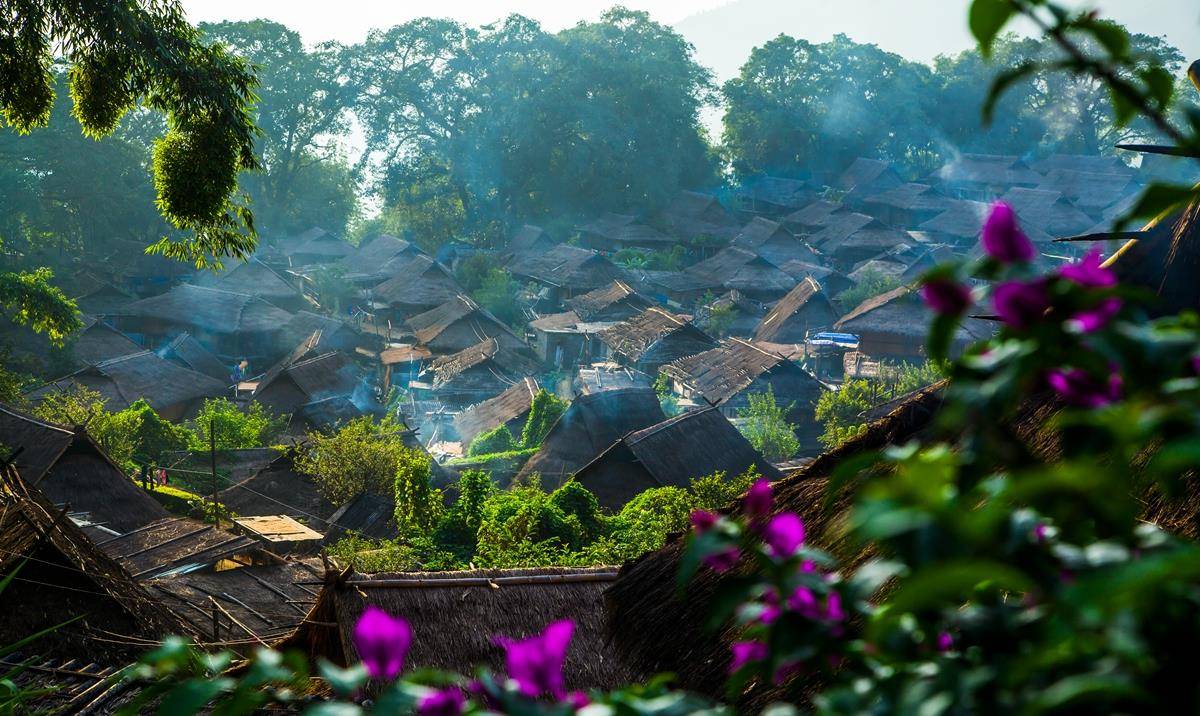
[676, 0, 1200, 81]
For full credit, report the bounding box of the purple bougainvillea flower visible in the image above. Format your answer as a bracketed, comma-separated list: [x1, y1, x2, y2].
[354, 606, 411, 680]
[825, 592, 845, 622]
[758, 588, 782, 625]
[799, 559, 817, 573]
[763, 512, 806, 559]
[921, 278, 973, 316]
[1047, 367, 1122, 408]
[1033, 522, 1048, 543]
[566, 691, 590, 710]
[993, 279, 1050, 330]
[690, 509, 719, 535]
[729, 641, 768, 673]
[1067, 297, 1122, 334]
[936, 632, 954, 653]
[982, 202, 1035, 263]
[1059, 248, 1116, 288]
[773, 660, 804, 685]
[743, 478, 773, 519]
[498, 620, 574, 699]
[1191, 355, 1200, 375]
[702, 546, 740, 573]
[417, 687, 466, 716]
[787, 586, 821, 619]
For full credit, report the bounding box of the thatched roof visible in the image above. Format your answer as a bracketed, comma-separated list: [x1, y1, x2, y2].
[738, 176, 816, 210]
[98, 517, 261, 580]
[662, 338, 823, 407]
[219, 451, 336, 526]
[782, 200, 851, 231]
[1000, 187, 1095, 237]
[370, 255, 463, 312]
[0, 463, 192, 661]
[508, 245, 628, 291]
[146, 558, 324, 647]
[574, 407, 783, 509]
[918, 199, 992, 240]
[565, 281, 654, 322]
[296, 396, 369, 433]
[279, 311, 363, 357]
[933, 153, 1042, 188]
[278, 566, 643, 691]
[27, 350, 228, 414]
[604, 384, 947, 698]
[115, 284, 295, 336]
[862, 182, 954, 214]
[516, 387, 666, 485]
[1037, 169, 1141, 216]
[323, 492, 398, 543]
[280, 226, 354, 261]
[835, 287, 993, 352]
[406, 295, 529, 355]
[255, 351, 362, 406]
[72, 279, 134, 316]
[754, 277, 839, 342]
[685, 247, 796, 297]
[835, 158, 902, 199]
[654, 191, 738, 239]
[71, 317, 141, 366]
[1031, 153, 1135, 177]
[1103, 199, 1200, 316]
[579, 213, 673, 247]
[453, 377, 539, 447]
[509, 225, 554, 253]
[192, 258, 305, 305]
[160, 332, 229, 380]
[732, 218, 821, 266]
[429, 338, 541, 392]
[596, 308, 717, 367]
[337, 234, 423, 284]
[0, 403, 169, 532]
[810, 214, 913, 263]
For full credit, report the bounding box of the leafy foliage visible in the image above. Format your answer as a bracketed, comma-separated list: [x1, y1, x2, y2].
[393, 449, 440, 534]
[835, 270, 904, 312]
[737, 386, 800, 462]
[185, 399, 284, 452]
[467, 425, 519, 457]
[518, 389, 567, 449]
[295, 415, 421, 506]
[471, 268, 522, 328]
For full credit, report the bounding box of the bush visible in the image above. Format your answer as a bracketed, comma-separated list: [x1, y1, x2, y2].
[467, 424, 518, 456]
[737, 386, 800, 462]
[518, 389, 566, 448]
[836, 269, 902, 310]
[186, 398, 284, 451]
[393, 448, 439, 534]
[432, 469, 495, 560]
[296, 415, 421, 506]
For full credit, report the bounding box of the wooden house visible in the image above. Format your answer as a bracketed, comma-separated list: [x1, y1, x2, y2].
[336, 234, 424, 288]
[253, 350, 364, 417]
[507, 244, 629, 300]
[565, 280, 655, 323]
[697, 290, 767, 338]
[835, 158, 904, 205]
[809, 213, 913, 268]
[1036, 169, 1141, 220]
[113, 284, 294, 361]
[662, 338, 826, 429]
[631, 269, 716, 308]
[999, 187, 1095, 238]
[368, 254, 464, 321]
[71, 279, 134, 317]
[278, 226, 354, 266]
[652, 190, 738, 242]
[861, 183, 955, 228]
[276, 566, 645, 692]
[920, 199, 1054, 250]
[573, 407, 784, 510]
[834, 286, 992, 360]
[69, 316, 142, 366]
[782, 200, 854, 234]
[279, 311, 368, 359]
[516, 387, 665, 487]
[453, 376, 539, 448]
[193, 257, 309, 312]
[424, 337, 541, 408]
[596, 307, 717, 376]
[508, 224, 556, 255]
[684, 247, 796, 303]
[732, 217, 821, 267]
[27, 350, 227, 419]
[0, 403, 169, 532]
[406, 294, 530, 356]
[931, 153, 1042, 200]
[578, 213, 673, 253]
[754, 277, 840, 343]
[735, 175, 817, 215]
[529, 311, 597, 367]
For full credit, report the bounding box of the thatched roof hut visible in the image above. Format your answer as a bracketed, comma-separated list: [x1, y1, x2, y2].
[736, 176, 817, 215]
[159, 331, 229, 381]
[754, 277, 839, 343]
[836, 158, 903, 203]
[252, 350, 363, 416]
[426, 338, 542, 407]
[218, 450, 336, 527]
[574, 407, 783, 509]
[71, 279, 134, 317]
[27, 350, 227, 420]
[652, 190, 738, 241]
[810, 214, 913, 267]
[999, 187, 1095, 238]
[453, 377, 539, 447]
[685, 247, 796, 302]
[509, 224, 555, 255]
[336, 234, 424, 286]
[0, 463, 191, 664]
[662, 338, 827, 427]
[323, 492, 399, 543]
[278, 226, 355, 265]
[277, 566, 644, 690]
[406, 295, 530, 356]
[1102, 199, 1200, 316]
[697, 290, 767, 338]
[70, 316, 142, 367]
[508, 244, 629, 296]
[369, 254, 464, 319]
[931, 153, 1042, 198]
[0, 403, 169, 532]
[565, 280, 655, 323]
[596, 308, 717, 375]
[193, 257, 308, 312]
[279, 311, 367, 358]
[782, 200, 852, 233]
[1036, 169, 1141, 218]
[732, 217, 821, 268]
[516, 387, 666, 486]
[861, 183, 955, 228]
[835, 286, 992, 360]
[578, 213, 673, 252]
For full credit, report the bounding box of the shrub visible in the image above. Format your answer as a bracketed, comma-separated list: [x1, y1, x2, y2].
[518, 389, 567, 448]
[467, 424, 518, 456]
[186, 398, 284, 451]
[737, 386, 800, 461]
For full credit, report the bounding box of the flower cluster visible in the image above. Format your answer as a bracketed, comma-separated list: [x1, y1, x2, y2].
[351, 607, 586, 714]
[920, 201, 1126, 408]
[686, 479, 852, 687]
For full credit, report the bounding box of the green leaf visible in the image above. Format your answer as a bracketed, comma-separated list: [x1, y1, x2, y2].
[1139, 66, 1176, 109]
[982, 62, 1037, 125]
[1116, 183, 1200, 230]
[872, 560, 1034, 635]
[1079, 19, 1130, 59]
[969, 0, 1016, 55]
[316, 659, 368, 697]
[156, 678, 233, 714]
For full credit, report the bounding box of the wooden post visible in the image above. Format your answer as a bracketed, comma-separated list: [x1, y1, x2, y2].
[209, 418, 220, 530]
[210, 596, 220, 641]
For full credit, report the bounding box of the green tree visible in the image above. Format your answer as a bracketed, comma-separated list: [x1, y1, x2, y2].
[186, 399, 284, 451]
[813, 379, 876, 449]
[471, 269, 522, 328]
[432, 469, 496, 560]
[836, 270, 904, 312]
[122, 399, 189, 465]
[737, 386, 800, 462]
[295, 415, 417, 506]
[467, 425, 519, 457]
[519, 389, 567, 449]
[474, 480, 589, 566]
[30, 385, 139, 466]
[393, 449, 439, 535]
